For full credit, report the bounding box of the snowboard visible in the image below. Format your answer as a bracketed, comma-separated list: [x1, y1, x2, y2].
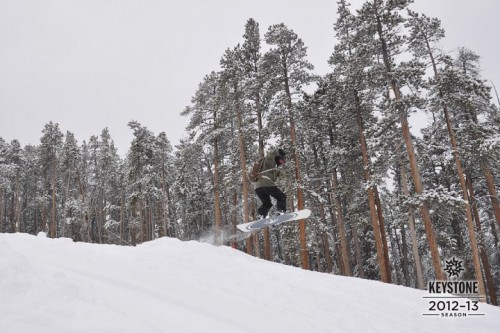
[236, 209, 311, 233]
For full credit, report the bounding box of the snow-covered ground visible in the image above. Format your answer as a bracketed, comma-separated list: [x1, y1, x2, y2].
[1, 233, 499, 333]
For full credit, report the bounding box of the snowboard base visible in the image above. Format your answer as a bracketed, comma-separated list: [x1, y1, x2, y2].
[236, 209, 311, 233]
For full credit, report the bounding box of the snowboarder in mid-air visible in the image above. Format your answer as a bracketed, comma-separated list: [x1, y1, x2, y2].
[238, 147, 310, 233]
[253, 148, 287, 219]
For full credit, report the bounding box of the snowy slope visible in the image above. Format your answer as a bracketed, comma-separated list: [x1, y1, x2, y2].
[1, 233, 499, 333]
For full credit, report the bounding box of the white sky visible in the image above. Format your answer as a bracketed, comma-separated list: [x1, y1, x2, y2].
[1, 0, 499, 156]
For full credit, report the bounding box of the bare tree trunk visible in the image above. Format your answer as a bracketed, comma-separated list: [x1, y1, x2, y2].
[0, 187, 4, 233]
[138, 198, 144, 244]
[397, 143, 425, 289]
[145, 198, 150, 242]
[160, 163, 170, 238]
[253, 225, 261, 258]
[487, 215, 500, 268]
[76, 170, 89, 242]
[354, 93, 390, 282]
[235, 90, 253, 253]
[315, 181, 329, 271]
[374, 187, 392, 281]
[481, 161, 500, 229]
[256, 95, 265, 163]
[322, 233, 333, 273]
[389, 226, 402, 285]
[262, 225, 271, 260]
[14, 187, 22, 233]
[96, 205, 103, 244]
[13, 177, 20, 232]
[247, 195, 255, 255]
[327, 198, 342, 274]
[50, 160, 57, 238]
[149, 196, 154, 241]
[130, 202, 137, 246]
[399, 224, 411, 286]
[284, 68, 309, 270]
[120, 192, 125, 245]
[351, 226, 365, 279]
[213, 119, 223, 245]
[255, 95, 272, 259]
[9, 192, 15, 232]
[331, 170, 352, 276]
[467, 173, 498, 305]
[229, 191, 237, 249]
[62, 172, 71, 238]
[41, 207, 47, 234]
[316, 244, 323, 272]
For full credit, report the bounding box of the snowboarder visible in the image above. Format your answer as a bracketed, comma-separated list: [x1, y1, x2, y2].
[254, 148, 287, 219]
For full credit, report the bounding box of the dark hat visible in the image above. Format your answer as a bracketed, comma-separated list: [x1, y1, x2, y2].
[275, 155, 285, 165]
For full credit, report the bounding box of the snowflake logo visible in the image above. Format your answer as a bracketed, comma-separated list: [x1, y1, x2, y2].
[444, 257, 464, 278]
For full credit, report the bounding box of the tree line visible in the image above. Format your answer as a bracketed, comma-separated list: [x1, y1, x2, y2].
[1, 0, 499, 304]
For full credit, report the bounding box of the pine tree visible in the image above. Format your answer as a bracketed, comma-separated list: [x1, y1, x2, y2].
[154, 132, 174, 238]
[127, 121, 157, 244]
[60, 131, 81, 238]
[7, 140, 23, 233]
[438, 48, 500, 302]
[39, 122, 64, 238]
[242, 18, 267, 156]
[0, 138, 8, 233]
[455, 48, 500, 231]
[20, 144, 40, 235]
[330, 0, 391, 281]
[182, 72, 229, 244]
[264, 23, 314, 269]
[98, 128, 122, 243]
[78, 140, 92, 242]
[220, 46, 253, 251]
[172, 138, 212, 240]
[241, 18, 274, 259]
[407, 11, 486, 299]
[356, 0, 444, 280]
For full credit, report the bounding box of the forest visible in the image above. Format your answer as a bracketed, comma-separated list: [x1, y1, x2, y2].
[1, 0, 499, 305]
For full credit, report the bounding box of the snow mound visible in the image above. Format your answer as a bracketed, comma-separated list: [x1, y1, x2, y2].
[1, 233, 499, 333]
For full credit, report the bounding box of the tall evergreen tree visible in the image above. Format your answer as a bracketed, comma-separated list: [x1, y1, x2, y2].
[172, 138, 212, 240]
[154, 132, 174, 238]
[264, 23, 314, 269]
[60, 131, 81, 238]
[182, 72, 229, 244]
[357, 0, 444, 280]
[241, 18, 274, 259]
[330, 0, 391, 281]
[39, 122, 64, 238]
[220, 46, 253, 252]
[127, 121, 157, 244]
[407, 11, 486, 298]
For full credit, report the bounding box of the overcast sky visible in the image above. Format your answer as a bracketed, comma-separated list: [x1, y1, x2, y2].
[1, 0, 499, 156]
